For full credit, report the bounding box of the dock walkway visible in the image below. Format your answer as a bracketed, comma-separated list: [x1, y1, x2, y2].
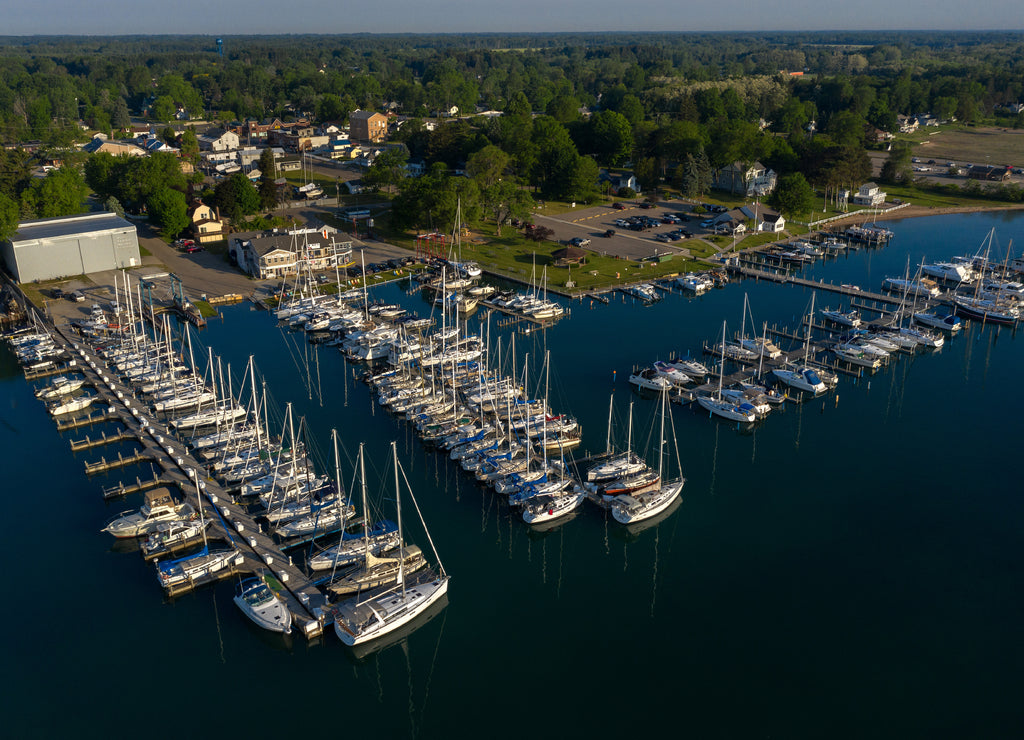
[50, 321, 330, 639]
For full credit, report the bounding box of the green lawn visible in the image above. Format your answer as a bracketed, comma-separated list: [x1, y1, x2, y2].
[377, 220, 705, 293]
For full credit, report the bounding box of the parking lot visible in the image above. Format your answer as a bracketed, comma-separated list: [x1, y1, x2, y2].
[532, 200, 728, 261]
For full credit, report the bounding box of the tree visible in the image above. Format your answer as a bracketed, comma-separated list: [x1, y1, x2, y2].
[258, 148, 278, 210]
[22, 167, 88, 218]
[215, 172, 260, 221]
[147, 187, 189, 238]
[769, 172, 816, 217]
[104, 196, 125, 218]
[112, 98, 131, 130]
[362, 147, 409, 194]
[467, 144, 510, 191]
[0, 192, 18, 243]
[152, 95, 176, 123]
[586, 110, 633, 166]
[880, 142, 913, 185]
[179, 128, 200, 166]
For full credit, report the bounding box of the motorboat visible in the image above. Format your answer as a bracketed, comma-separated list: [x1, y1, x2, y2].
[920, 261, 976, 283]
[103, 488, 196, 538]
[652, 360, 692, 388]
[48, 395, 95, 416]
[140, 518, 211, 558]
[629, 368, 672, 392]
[773, 365, 826, 394]
[912, 311, 962, 333]
[233, 575, 293, 634]
[156, 546, 242, 590]
[820, 308, 862, 328]
[665, 357, 709, 378]
[35, 376, 85, 400]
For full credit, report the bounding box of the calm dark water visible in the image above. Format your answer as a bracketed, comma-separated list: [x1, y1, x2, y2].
[4, 211, 1023, 738]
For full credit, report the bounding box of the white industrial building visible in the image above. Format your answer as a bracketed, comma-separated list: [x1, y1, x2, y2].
[2, 213, 141, 283]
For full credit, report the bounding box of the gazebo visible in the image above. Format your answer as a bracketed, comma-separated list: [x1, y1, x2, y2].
[551, 246, 588, 267]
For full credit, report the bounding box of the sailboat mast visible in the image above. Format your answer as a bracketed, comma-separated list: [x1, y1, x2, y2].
[718, 320, 726, 399]
[605, 393, 614, 455]
[392, 441, 405, 596]
[657, 386, 666, 480]
[359, 443, 369, 553]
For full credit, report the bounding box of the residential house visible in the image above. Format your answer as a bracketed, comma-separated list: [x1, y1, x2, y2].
[189, 203, 226, 245]
[405, 158, 426, 177]
[349, 110, 389, 143]
[197, 128, 240, 153]
[82, 136, 146, 157]
[598, 170, 641, 195]
[758, 210, 786, 233]
[897, 115, 919, 133]
[230, 226, 353, 279]
[712, 161, 777, 197]
[853, 182, 887, 206]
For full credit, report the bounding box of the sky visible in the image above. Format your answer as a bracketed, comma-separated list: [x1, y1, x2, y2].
[3, 0, 1022, 35]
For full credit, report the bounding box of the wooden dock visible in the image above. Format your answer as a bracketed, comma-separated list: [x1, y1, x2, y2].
[84, 450, 151, 475]
[47, 326, 333, 639]
[102, 471, 172, 500]
[70, 429, 136, 451]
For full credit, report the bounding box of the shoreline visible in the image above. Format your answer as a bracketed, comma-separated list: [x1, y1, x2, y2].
[819, 203, 1024, 228]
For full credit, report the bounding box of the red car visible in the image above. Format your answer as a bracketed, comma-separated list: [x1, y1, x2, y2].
[185, 245, 203, 253]
[612, 202, 628, 210]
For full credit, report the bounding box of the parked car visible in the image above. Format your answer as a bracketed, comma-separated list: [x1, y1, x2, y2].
[612, 202, 628, 210]
[70, 290, 86, 302]
[569, 237, 591, 247]
[662, 214, 681, 224]
[638, 202, 655, 209]
[185, 245, 203, 253]
[51, 288, 64, 300]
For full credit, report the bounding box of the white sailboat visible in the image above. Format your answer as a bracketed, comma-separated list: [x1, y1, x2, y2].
[611, 387, 685, 525]
[331, 442, 450, 647]
[696, 322, 757, 423]
[774, 294, 827, 395]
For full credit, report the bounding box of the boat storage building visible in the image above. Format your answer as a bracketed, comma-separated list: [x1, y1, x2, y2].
[2, 213, 141, 283]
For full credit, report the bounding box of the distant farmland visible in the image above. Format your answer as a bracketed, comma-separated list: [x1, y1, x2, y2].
[913, 126, 1024, 168]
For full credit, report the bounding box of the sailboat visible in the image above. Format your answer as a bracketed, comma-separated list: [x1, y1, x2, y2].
[155, 475, 242, 590]
[586, 397, 646, 483]
[331, 442, 450, 647]
[611, 387, 685, 525]
[696, 322, 757, 423]
[774, 293, 827, 395]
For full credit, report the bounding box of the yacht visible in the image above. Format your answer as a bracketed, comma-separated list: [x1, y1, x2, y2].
[773, 365, 826, 394]
[820, 308, 862, 328]
[628, 368, 673, 392]
[233, 575, 293, 634]
[103, 488, 196, 539]
[912, 311, 962, 333]
[156, 546, 242, 590]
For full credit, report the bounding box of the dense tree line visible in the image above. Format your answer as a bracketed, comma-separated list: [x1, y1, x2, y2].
[1, 32, 1022, 238]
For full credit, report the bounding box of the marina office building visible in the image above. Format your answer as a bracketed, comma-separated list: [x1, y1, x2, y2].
[2, 213, 141, 283]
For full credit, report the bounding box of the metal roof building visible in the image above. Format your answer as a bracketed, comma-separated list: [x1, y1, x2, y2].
[2, 213, 141, 283]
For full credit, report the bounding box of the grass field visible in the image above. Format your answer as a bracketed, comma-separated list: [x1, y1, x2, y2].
[900, 125, 1024, 168]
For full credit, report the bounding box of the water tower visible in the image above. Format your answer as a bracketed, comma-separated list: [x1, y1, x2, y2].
[216, 38, 224, 57]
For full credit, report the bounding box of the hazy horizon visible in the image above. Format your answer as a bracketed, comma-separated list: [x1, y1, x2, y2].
[3, 0, 1022, 36]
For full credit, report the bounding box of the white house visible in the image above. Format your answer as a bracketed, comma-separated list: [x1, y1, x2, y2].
[713, 161, 777, 197]
[759, 211, 786, 232]
[853, 182, 886, 207]
[197, 128, 240, 153]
